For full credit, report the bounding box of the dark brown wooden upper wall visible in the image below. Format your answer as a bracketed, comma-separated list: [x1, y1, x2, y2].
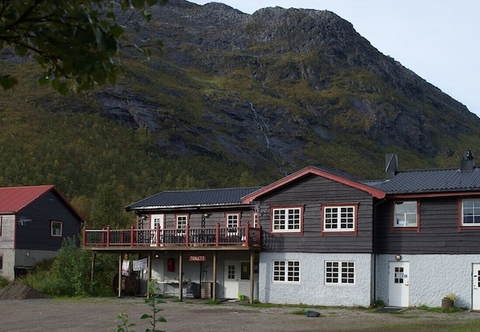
[257, 174, 375, 253]
[375, 196, 480, 254]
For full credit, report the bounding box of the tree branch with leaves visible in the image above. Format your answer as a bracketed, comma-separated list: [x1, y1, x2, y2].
[0, 0, 168, 94]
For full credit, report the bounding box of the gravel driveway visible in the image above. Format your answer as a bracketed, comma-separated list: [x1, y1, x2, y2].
[1, 297, 480, 332]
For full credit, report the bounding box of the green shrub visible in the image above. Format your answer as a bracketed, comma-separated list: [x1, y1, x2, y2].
[22, 236, 117, 296]
[0, 275, 9, 289]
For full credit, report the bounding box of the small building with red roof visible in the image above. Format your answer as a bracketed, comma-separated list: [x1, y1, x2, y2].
[0, 185, 83, 280]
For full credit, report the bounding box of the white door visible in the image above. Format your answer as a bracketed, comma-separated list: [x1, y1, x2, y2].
[150, 214, 165, 246]
[388, 261, 410, 307]
[472, 263, 480, 310]
[224, 261, 240, 299]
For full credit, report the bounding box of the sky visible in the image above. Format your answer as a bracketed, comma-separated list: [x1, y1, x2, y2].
[190, 0, 480, 117]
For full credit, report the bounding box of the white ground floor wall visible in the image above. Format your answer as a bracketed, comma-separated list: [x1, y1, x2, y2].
[148, 252, 258, 299]
[376, 254, 480, 309]
[258, 252, 373, 306]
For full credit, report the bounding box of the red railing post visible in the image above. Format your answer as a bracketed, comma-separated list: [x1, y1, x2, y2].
[245, 222, 250, 245]
[156, 224, 160, 247]
[215, 223, 220, 246]
[106, 226, 110, 247]
[130, 225, 134, 246]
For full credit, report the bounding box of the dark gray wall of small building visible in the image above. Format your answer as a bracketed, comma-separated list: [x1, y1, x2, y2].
[15, 190, 82, 250]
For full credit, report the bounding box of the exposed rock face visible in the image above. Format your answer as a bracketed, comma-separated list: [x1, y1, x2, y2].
[67, 0, 479, 174]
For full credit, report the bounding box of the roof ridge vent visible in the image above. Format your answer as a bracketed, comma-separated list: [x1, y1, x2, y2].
[460, 150, 475, 172]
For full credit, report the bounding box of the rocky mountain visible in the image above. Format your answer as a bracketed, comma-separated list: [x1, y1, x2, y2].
[2, 0, 480, 202]
[99, 0, 479, 175]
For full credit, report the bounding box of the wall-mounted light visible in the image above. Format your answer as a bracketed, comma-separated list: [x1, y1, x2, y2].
[202, 213, 211, 218]
[395, 254, 402, 261]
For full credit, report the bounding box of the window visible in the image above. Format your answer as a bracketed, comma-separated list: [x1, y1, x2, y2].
[322, 205, 357, 233]
[325, 261, 355, 285]
[272, 207, 302, 233]
[51, 221, 62, 237]
[462, 199, 480, 225]
[240, 262, 250, 280]
[227, 265, 236, 280]
[176, 215, 188, 234]
[273, 260, 300, 282]
[394, 201, 418, 227]
[0, 255, 2, 272]
[0, 216, 2, 236]
[226, 213, 239, 234]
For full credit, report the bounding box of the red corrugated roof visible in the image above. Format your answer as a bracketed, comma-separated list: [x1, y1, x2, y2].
[0, 185, 56, 213]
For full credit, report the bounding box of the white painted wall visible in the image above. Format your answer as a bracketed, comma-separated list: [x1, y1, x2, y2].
[376, 254, 476, 308]
[149, 252, 256, 299]
[259, 252, 373, 306]
[0, 215, 15, 249]
[0, 249, 15, 280]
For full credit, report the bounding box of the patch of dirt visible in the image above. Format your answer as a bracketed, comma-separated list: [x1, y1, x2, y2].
[0, 297, 479, 331]
[0, 282, 48, 300]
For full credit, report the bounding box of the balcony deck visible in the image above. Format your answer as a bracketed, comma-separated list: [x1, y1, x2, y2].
[83, 223, 261, 251]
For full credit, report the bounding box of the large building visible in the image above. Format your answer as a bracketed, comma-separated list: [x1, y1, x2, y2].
[84, 151, 480, 309]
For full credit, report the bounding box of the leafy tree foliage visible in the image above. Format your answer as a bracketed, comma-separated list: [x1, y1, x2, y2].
[22, 236, 118, 296]
[90, 183, 132, 229]
[0, 0, 168, 93]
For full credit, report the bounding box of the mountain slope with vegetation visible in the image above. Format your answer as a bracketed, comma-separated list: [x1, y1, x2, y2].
[1, 0, 479, 226]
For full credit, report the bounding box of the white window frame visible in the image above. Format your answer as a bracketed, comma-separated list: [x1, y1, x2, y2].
[394, 201, 418, 227]
[322, 205, 356, 232]
[226, 213, 240, 234]
[325, 261, 355, 285]
[51, 220, 63, 237]
[176, 215, 188, 234]
[272, 260, 300, 283]
[271, 207, 302, 233]
[462, 199, 480, 226]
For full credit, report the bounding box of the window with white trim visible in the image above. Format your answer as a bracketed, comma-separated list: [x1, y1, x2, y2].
[323, 205, 355, 232]
[273, 260, 300, 282]
[462, 199, 480, 225]
[176, 215, 188, 234]
[51, 220, 63, 237]
[272, 207, 302, 233]
[394, 201, 418, 227]
[325, 261, 355, 285]
[226, 213, 239, 234]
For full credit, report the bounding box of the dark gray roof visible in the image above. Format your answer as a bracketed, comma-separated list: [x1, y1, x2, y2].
[369, 167, 480, 194]
[126, 187, 262, 210]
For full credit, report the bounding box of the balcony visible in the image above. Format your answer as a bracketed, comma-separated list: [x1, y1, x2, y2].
[83, 223, 261, 250]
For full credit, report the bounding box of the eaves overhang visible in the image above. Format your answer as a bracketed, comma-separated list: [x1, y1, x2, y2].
[386, 189, 480, 199]
[126, 203, 249, 212]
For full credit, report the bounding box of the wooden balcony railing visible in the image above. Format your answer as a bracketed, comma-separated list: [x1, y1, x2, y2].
[83, 223, 261, 248]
